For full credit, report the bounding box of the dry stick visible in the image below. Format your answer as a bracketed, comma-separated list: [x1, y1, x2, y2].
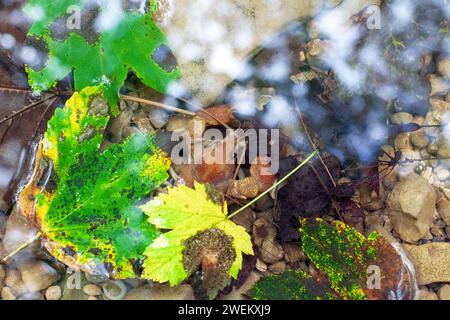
[0, 95, 57, 126]
[228, 150, 318, 219]
[121, 94, 196, 116]
[1, 232, 42, 263]
[226, 143, 247, 196]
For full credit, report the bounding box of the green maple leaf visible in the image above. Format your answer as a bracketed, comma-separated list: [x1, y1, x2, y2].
[24, 1, 180, 114]
[26, 86, 171, 278]
[139, 182, 254, 286]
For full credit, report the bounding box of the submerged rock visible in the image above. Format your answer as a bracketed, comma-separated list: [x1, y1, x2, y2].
[387, 174, 436, 243]
[408, 243, 450, 285]
[18, 260, 60, 292]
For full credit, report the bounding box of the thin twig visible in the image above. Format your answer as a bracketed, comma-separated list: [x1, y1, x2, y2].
[0, 95, 57, 126]
[120, 94, 196, 116]
[1, 232, 42, 263]
[228, 150, 318, 219]
[294, 96, 337, 188]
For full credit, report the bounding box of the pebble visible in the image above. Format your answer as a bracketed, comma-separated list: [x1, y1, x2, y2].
[410, 130, 429, 149]
[268, 261, 286, 275]
[20, 291, 45, 300]
[88, 295, 98, 300]
[84, 272, 108, 284]
[125, 284, 195, 300]
[394, 133, 413, 151]
[437, 198, 450, 225]
[436, 167, 450, 181]
[438, 284, 450, 300]
[437, 57, 450, 78]
[148, 109, 169, 129]
[102, 280, 127, 300]
[429, 74, 450, 96]
[305, 39, 331, 68]
[255, 259, 268, 272]
[19, 260, 60, 292]
[230, 208, 255, 233]
[166, 115, 191, 132]
[282, 242, 307, 263]
[390, 112, 413, 124]
[408, 242, 450, 285]
[1, 286, 17, 300]
[45, 285, 62, 300]
[252, 218, 277, 247]
[427, 141, 439, 155]
[83, 284, 103, 296]
[260, 238, 284, 264]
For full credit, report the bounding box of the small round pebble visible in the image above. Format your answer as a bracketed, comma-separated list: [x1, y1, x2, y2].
[437, 168, 450, 181]
[45, 285, 62, 300]
[88, 295, 98, 300]
[390, 112, 413, 124]
[83, 284, 103, 296]
[102, 280, 127, 300]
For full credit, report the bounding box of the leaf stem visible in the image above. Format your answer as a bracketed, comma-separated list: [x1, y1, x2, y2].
[1, 231, 42, 263]
[227, 150, 318, 219]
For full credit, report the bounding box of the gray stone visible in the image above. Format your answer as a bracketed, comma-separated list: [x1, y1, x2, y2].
[148, 109, 169, 129]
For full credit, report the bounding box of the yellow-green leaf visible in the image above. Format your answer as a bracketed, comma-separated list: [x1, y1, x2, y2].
[140, 182, 254, 286]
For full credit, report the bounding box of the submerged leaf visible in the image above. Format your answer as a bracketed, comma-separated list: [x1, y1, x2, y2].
[24, 1, 180, 113]
[300, 219, 379, 300]
[140, 182, 254, 289]
[252, 219, 417, 300]
[253, 270, 339, 300]
[20, 87, 171, 278]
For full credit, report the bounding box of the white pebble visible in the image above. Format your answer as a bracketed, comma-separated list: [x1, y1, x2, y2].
[437, 169, 450, 181]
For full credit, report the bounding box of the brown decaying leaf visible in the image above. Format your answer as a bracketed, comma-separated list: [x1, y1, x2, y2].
[0, 57, 57, 211]
[196, 104, 236, 126]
